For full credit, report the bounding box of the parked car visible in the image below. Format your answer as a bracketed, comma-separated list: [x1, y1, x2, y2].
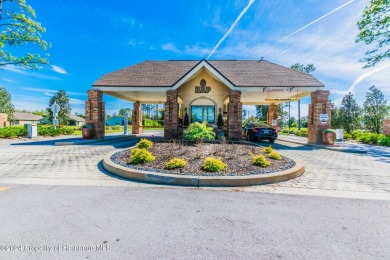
[242, 122, 278, 143]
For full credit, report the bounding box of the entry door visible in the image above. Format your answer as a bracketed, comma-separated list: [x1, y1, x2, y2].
[191, 106, 215, 123]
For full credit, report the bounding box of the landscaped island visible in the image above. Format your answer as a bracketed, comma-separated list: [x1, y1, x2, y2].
[111, 139, 295, 176]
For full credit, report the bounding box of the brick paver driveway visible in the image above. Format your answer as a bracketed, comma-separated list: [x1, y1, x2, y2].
[0, 136, 389, 199]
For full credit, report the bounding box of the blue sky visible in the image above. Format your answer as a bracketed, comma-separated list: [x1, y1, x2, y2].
[1, 0, 389, 118]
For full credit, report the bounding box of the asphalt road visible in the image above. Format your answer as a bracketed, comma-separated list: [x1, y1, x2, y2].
[0, 184, 389, 260]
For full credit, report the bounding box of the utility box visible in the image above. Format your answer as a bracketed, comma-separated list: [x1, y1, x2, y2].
[27, 124, 38, 138]
[336, 129, 344, 142]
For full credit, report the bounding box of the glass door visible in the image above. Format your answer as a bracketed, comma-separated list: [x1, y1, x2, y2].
[191, 106, 215, 123]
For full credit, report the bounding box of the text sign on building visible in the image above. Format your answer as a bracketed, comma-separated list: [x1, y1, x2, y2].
[320, 114, 328, 125]
[195, 79, 211, 93]
[263, 87, 291, 92]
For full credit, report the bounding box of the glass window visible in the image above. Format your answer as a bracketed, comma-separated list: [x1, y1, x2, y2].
[191, 106, 215, 123]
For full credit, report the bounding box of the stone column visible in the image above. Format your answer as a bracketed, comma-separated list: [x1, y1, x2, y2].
[308, 90, 331, 144]
[383, 119, 390, 136]
[164, 90, 179, 139]
[85, 90, 105, 139]
[267, 103, 279, 131]
[227, 91, 242, 140]
[132, 102, 143, 134]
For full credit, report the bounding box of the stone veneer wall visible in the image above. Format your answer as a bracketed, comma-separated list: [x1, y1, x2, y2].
[227, 91, 242, 140]
[85, 90, 105, 139]
[267, 103, 279, 132]
[132, 102, 143, 134]
[164, 90, 179, 139]
[383, 119, 390, 136]
[0, 113, 9, 128]
[308, 90, 331, 144]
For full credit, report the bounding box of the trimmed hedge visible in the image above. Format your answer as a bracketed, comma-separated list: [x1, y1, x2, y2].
[281, 127, 308, 137]
[349, 130, 390, 146]
[0, 126, 27, 138]
[143, 119, 163, 127]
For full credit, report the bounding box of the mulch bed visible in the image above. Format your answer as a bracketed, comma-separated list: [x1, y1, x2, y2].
[111, 141, 296, 177]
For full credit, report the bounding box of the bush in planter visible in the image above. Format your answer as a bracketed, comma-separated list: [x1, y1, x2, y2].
[249, 152, 271, 167]
[268, 151, 282, 160]
[183, 113, 189, 127]
[184, 121, 215, 143]
[262, 146, 273, 154]
[217, 113, 223, 128]
[202, 157, 226, 172]
[129, 148, 155, 164]
[165, 158, 187, 169]
[136, 138, 153, 149]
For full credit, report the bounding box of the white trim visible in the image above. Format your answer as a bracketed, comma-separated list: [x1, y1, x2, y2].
[171, 60, 235, 90]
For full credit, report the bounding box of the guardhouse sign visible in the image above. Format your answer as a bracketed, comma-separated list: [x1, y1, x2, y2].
[195, 79, 211, 93]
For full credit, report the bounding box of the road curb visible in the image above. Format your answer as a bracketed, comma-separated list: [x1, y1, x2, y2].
[278, 136, 367, 154]
[54, 135, 137, 146]
[102, 150, 305, 187]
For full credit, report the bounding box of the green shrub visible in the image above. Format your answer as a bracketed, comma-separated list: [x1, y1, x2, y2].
[129, 148, 155, 164]
[156, 120, 164, 126]
[0, 126, 27, 138]
[250, 154, 271, 167]
[165, 158, 187, 169]
[59, 126, 76, 135]
[136, 138, 153, 149]
[202, 157, 226, 172]
[359, 133, 379, 144]
[351, 130, 365, 140]
[343, 133, 352, 139]
[111, 125, 123, 130]
[378, 134, 390, 146]
[262, 146, 273, 154]
[268, 151, 282, 160]
[184, 121, 215, 142]
[38, 126, 61, 136]
[143, 119, 162, 127]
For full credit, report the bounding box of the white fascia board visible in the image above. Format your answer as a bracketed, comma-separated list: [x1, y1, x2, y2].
[172, 60, 235, 90]
[238, 86, 324, 92]
[92, 86, 171, 92]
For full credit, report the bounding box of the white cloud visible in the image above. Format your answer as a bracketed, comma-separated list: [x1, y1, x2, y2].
[348, 62, 390, 93]
[4, 65, 62, 80]
[51, 65, 68, 75]
[162, 43, 181, 54]
[20, 87, 86, 96]
[2, 78, 16, 83]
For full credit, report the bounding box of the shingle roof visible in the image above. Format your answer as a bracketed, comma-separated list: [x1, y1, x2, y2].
[93, 60, 324, 88]
[69, 114, 85, 122]
[13, 112, 43, 121]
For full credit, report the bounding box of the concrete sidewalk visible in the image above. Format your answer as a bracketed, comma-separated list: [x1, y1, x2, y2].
[278, 134, 368, 153]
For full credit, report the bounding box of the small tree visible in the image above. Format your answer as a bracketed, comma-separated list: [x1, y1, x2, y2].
[47, 90, 71, 125]
[0, 86, 15, 122]
[183, 112, 189, 127]
[118, 108, 132, 116]
[290, 63, 316, 73]
[217, 112, 223, 128]
[0, 0, 50, 69]
[356, 0, 390, 67]
[255, 105, 267, 121]
[331, 104, 343, 129]
[363, 85, 389, 134]
[340, 92, 361, 133]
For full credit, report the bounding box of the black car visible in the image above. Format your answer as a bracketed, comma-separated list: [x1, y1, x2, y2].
[242, 122, 278, 143]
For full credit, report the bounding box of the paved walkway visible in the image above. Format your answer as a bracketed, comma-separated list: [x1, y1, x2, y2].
[0, 131, 389, 200]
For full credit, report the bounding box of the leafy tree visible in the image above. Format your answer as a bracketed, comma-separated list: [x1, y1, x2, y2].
[363, 85, 389, 134]
[0, 0, 50, 69]
[0, 86, 14, 122]
[356, 0, 390, 67]
[75, 112, 85, 118]
[300, 116, 308, 128]
[340, 92, 361, 133]
[118, 108, 132, 116]
[288, 117, 297, 128]
[217, 112, 223, 128]
[290, 63, 316, 73]
[47, 90, 71, 125]
[331, 104, 343, 129]
[255, 105, 267, 121]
